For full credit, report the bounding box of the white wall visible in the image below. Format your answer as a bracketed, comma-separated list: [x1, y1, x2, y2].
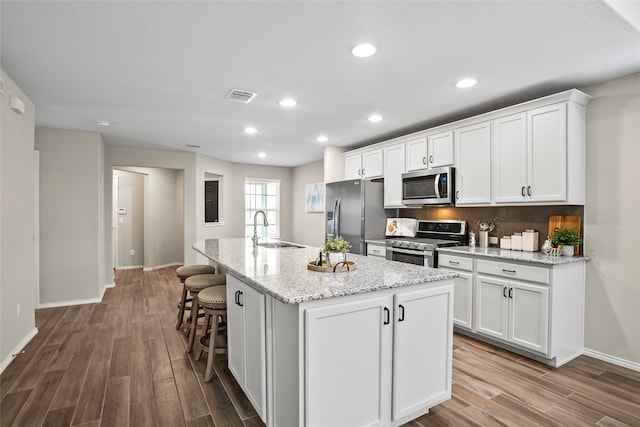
[113, 170, 145, 267]
[0, 70, 37, 369]
[292, 160, 325, 246]
[581, 72, 640, 366]
[35, 127, 105, 305]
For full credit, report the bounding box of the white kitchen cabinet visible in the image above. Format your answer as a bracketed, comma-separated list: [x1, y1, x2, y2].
[492, 103, 568, 204]
[305, 283, 453, 427]
[438, 254, 474, 330]
[427, 131, 454, 168]
[226, 274, 267, 421]
[367, 242, 387, 258]
[383, 143, 406, 208]
[344, 149, 383, 180]
[475, 258, 551, 355]
[405, 136, 428, 172]
[454, 122, 491, 205]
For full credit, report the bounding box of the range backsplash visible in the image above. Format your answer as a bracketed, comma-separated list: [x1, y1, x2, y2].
[400, 205, 584, 251]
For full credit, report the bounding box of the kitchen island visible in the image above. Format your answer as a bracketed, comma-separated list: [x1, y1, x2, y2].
[193, 238, 457, 427]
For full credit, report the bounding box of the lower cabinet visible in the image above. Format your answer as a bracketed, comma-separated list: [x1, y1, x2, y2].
[305, 285, 453, 427]
[475, 275, 549, 355]
[226, 274, 267, 421]
[438, 254, 474, 330]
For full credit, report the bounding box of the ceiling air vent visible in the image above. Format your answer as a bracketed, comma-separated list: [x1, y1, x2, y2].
[225, 89, 257, 103]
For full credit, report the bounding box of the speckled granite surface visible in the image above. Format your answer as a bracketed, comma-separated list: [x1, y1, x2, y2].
[438, 246, 589, 265]
[193, 238, 457, 304]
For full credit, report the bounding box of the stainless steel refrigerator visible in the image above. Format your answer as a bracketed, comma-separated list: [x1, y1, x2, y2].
[325, 179, 394, 255]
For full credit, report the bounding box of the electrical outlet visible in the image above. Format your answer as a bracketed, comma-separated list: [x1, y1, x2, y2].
[17, 304, 21, 319]
[130, 249, 135, 256]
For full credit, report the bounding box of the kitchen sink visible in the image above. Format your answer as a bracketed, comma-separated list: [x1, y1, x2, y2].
[257, 242, 305, 249]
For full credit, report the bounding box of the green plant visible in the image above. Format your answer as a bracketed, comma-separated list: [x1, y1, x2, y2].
[550, 227, 583, 247]
[323, 235, 352, 253]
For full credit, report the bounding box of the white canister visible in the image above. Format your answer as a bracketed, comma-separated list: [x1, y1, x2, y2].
[511, 233, 522, 251]
[500, 236, 511, 249]
[522, 230, 539, 252]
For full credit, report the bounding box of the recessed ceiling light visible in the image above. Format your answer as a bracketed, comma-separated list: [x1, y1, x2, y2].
[244, 127, 258, 134]
[352, 43, 377, 58]
[96, 120, 110, 127]
[368, 114, 383, 123]
[257, 152, 267, 158]
[317, 135, 329, 143]
[456, 78, 477, 88]
[279, 98, 297, 107]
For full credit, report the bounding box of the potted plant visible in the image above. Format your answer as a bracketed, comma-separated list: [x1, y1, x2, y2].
[322, 235, 352, 265]
[550, 227, 583, 256]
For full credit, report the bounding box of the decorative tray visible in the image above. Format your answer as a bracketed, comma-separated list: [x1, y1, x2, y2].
[307, 261, 357, 273]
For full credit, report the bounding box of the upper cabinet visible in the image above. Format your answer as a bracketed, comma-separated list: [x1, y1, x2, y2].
[427, 131, 455, 168]
[493, 103, 571, 204]
[405, 136, 428, 172]
[455, 122, 491, 205]
[344, 149, 383, 180]
[343, 89, 591, 206]
[383, 144, 406, 208]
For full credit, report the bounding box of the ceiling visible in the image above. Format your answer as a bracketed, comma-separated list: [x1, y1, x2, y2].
[2, 1, 639, 167]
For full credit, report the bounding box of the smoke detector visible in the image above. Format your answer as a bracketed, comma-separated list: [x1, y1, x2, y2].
[225, 89, 257, 103]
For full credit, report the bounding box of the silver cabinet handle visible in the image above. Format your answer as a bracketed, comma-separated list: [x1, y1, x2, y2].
[448, 260, 460, 265]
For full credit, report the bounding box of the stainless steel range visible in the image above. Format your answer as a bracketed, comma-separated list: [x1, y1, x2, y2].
[386, 220, 467, 268]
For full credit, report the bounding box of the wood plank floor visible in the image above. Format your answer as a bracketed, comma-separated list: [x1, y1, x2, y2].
[1, 266, 639, 426]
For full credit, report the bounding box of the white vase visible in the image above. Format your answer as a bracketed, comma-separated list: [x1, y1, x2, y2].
[560, 245, 575, 256]
[326, 252, 345, 266]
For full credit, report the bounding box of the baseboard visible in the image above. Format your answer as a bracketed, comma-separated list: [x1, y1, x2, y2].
[583, 347, 640, 372]
[143, 262, 182, 272]
[114, 265, 144, 270]
[0, 327, 39, 374]
[37, 296, 103, 309]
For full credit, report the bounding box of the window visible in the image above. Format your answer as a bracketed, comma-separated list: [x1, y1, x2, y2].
[245, 179, 280, 238]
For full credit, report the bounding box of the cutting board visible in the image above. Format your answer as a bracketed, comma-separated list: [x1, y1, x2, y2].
[548, 215, 581, 255]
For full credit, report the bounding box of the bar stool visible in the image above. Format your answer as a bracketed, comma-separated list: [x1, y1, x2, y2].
[175, 264, 216, 330]
[194, 284, 227, 382]
[184, 273, 226, 352]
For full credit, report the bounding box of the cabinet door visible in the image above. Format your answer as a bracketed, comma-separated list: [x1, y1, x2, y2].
[475, 275, 509, 340]
[493, 113, 528, 203]
[305, 296, 392, 427]
[226, 275, 245, 388]
[428, 131, 454, 168]
[440, 268, 474, 330]
[454, 122, 491, 205]
[509, 280, 549, 355]
[226, 275, 266, 421]
[393, 285, 453, 421]
[344, 154, 362, 180]
[242, 283, 267, 419]
[527, 103, 567, 202]
[405, 136, 428, 171]
[383, 144, 406, 208]
[362, 149, 383, 178]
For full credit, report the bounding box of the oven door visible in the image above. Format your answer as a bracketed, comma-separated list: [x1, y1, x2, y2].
[386, 247, 434, 268]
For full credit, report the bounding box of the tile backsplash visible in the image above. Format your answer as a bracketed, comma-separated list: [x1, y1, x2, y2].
[400, 205, 584, 252]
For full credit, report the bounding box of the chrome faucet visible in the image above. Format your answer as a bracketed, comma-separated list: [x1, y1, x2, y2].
[252, 210, 269, 247]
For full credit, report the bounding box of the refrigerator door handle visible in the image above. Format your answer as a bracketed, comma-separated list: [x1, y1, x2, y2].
[331, 198, 339, 237]
[335, 198, 342, 237]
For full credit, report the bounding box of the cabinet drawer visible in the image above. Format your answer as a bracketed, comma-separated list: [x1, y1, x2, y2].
[477, 259, 549, 284]
[438, 254, 473, 272]
[367, 244, 386, 257]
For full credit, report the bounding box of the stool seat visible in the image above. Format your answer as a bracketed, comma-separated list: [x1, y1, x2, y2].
[185, 274, 226, 291]
[198, 285, 227, 305]
[176, 264, 216, 281]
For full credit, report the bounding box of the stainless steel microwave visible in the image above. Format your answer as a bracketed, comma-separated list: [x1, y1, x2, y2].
[402, 167, 455, 205]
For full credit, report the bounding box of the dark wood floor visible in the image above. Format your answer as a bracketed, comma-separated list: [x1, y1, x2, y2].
[1, 266, 639, 427]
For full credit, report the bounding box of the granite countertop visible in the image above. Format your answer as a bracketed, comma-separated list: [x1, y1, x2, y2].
[193, 238, 457, 304]
[438, 246, 589, 265]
